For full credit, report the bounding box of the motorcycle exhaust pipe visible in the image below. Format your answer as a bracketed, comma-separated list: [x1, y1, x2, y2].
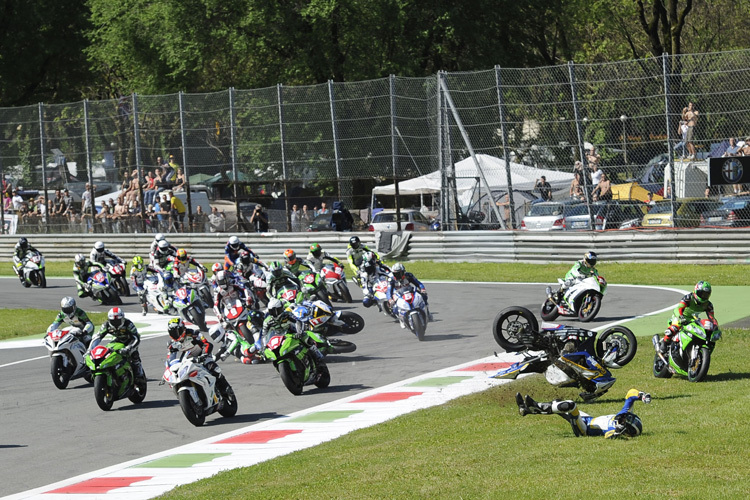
[651, 335, 669, 365]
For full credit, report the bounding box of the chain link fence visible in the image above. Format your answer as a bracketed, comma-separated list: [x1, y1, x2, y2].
[2, 49, 750, 235]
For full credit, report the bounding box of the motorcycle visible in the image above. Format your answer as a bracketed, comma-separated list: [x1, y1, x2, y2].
[105, 260, 130, 297]
[161, 350, 237, 426]
[365, 274, 396, 317]
[87, 270, 122, 305]
[291, 299, 364, 337]
[392, 285, 428, 341]
[219, 297, 256, 349]
[220, 310, 266, 364]
[19, 249, 46, 288]
[44, 326, 91, 389]
[289, 302, 357, 355]
[491, 305, 637, 401]
[263, 326, 331, 395]
[172, 285, 208, 332]
[275, 281, 304, 306]
[541, 275, 608, 322]
[321, 262, 352, 303]
[84, 341, 147, 411]
[182, 268, 213, 309]
[652, 317, 721, 382]
[143, 272, 176, 314]
[299, 270, 331, 306]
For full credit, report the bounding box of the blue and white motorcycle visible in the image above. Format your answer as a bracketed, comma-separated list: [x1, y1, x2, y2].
[491, 305, 637, 401]
[392, 285, 429, 341]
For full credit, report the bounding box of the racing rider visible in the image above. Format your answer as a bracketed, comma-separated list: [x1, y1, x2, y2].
[166, 318, 230, 392]
[387, 262, 433, 325]
[89, 307, 146, 382]
[659, 280, 718, 354]
[516, 388, 651, 439]
[13, 237, 40, 286]
[346, 236, 378, 287]
[224, 235, 261, 271]
[47, 296, 94, 347]
[306, 243, 342, 273]
[89, 241, 124, 266]
[73, 253, 105, 298]
[555, 251, 599, 299]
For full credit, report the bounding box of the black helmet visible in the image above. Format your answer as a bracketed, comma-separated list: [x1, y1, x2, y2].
[584, 251, 597, 268]
[349, 236, 361, 249]
[18, 237, 28, 250]
[168, 318, 186, 341]
[614, 412, 642, 438]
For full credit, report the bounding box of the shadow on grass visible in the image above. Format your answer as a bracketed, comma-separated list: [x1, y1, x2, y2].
[703, 371, 750, 382]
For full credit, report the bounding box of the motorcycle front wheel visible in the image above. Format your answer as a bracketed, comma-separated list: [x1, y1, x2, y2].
[51, 356, 71, 390]
[688, 346, 711, 382]
[596, 326, 637, 368]
[492, 306, 538, 352]
[179, 389, 206, 426]
[314, 363, 331, 389]
[94, 375, 115, 411]
[540, 298, 559, 321]
[577, 292, 602, 322]
[409, 311, 426, 341]
[337, 282, 353, 303]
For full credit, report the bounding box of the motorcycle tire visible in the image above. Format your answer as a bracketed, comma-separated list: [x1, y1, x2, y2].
[316, 290, 332, 307]
[314, 363, 331, 389]
[280, 359, 304, 395]
[653, 351, 672, 378]
[94, 375, 115, 411]
[51, 356, 71, 390]
[218, 384, 238, 418]
[188, 304, 208, 332]
[40, 271, 47, 289]
[577, 292, 602, 322]
[492, 306, 538, 352]
[596, 326, 638, 368]
[688, 346, 711, 382]
[337, 283, 353, 303]
[540, 298, 559, 321]
[119, 277, 131, 297]
[410, 311, 426, 341]
[334, 311, 365, 335]
[326, 338, 357, 354]
[179, 389, 206, 426]
[238, 323, 254, 344]
[199, 286, 213, 309]
[128, 376, 147, 404]
[83, 371, 94, 384]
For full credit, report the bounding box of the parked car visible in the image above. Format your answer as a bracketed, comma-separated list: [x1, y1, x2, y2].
[641, 198, 723, 228]
[699, 196, 750, 227]
[308, 212, 367, 232]
[564, 200, 649, 231]
[367, 209, 432, 231]
[520, 199, 584, 231]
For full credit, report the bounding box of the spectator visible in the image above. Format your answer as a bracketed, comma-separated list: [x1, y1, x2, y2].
[645, 192, 656, 210]
[569, 172, 584, 200]
[154, 167, 169, 197]
[156, 194, 170, 231]
[11, 190, 23, 210]
[573, 160, 584, 176]
[724, 137, 741, 157]
[143, 170, 158, 207]
[249, 204, 269, 233]
[172, 169, 185, 192]
[208, 206, 226, 232]
[739, 137, 750, 156]
[96, 199, 112, 232]
[330, 201, 354, 231]
[592, 173, 612, 201]
[290, 204, 301, 232]
[162, 154, 179, 187]
[124, 169, 140, 205]
[674, 119, 688, 158]
[684, 102, 699, 160]
[192, 205, 208, 232]
[586, 147, 601, 169]
[300, 204, 312, 230]
[168, 191, 186, 231]
[495, 194, 512, 228]
[317, 202, 330, 216]
[590, 163, 603, 188]
[60, 189, 73, 217]
[535, 176, 552, 201]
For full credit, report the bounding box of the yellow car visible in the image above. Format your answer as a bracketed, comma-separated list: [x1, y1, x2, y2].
[641, 198, 722, 228]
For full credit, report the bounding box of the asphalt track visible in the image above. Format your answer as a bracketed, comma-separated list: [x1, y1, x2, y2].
[0, 278, 682, 497]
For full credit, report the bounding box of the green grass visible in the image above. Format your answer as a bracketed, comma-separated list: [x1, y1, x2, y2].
[159, 329, 750, 499]
[0, 309, 108, 341]
[3, 260, 750, 286]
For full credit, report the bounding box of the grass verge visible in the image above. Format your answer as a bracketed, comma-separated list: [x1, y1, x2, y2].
[0, 309, 108, 341]
[158, 328, 750, 499]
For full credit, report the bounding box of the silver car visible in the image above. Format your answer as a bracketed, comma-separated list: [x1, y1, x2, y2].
[520, 200, 585, 231]
[368, 209, 432, 231]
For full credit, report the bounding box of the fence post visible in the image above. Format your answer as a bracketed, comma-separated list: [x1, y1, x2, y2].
[228, 87, 241, 231]
[662, 53, 676, 226]
[568, 61, 593, 226]
[38, 102, 49, 234]
[328, 80, 342, 200]
[0, 153, 4, 234]
[494, 65, 512, 230]
[83, 99, 97, 228]
[278, 83, 290, 232]
[390, 74, 402, 230]
[178, 91, 193, 232]
[132, 93, 146, 231]
[436, 72, 446, 229]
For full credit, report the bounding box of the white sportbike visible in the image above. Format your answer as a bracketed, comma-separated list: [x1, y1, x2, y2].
[541, 275, 608, 323]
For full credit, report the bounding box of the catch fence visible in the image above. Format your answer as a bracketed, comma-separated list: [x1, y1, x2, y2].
[2, 50, 750, 234]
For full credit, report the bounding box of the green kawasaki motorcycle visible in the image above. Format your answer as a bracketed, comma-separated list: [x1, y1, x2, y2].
[85, 342, 147, 410]
[263, 327, 330, 396]
[652, 317, 721, 382]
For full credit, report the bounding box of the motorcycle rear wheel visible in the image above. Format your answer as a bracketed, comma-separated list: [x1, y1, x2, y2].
[280, 359, 304, 395]
[119, 277, 131, 297]
[94, 375, 115, 411]
[577, 292, 602, 322]
[218, 384, 238, 418]
[596, 326, 637, 367]
[688, 346, 711, 382]
[653, 352, 672, 378]
[187, 304, 208, 332]
[51, 356, 71, 390]
[540, 298, 559, 321]
[335, 311, 365, 334]
[179, 390, 206, 426]
[492, 306, 538, 352]
[128, 377, 147, 404]
[314, 363, 331, 388]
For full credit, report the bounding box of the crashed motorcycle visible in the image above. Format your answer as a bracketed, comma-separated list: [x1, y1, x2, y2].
[652, 317, 721, 382]
[492, 305, 637, 401]
[541, 275, 607, 322]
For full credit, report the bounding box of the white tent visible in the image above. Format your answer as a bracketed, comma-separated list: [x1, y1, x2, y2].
[371, 154, 573, 196]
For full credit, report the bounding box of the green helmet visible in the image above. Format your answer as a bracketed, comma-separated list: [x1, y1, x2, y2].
[310, 243, 322, 257]
[132, 255, 144, 271]
[693, 281, 711, 304]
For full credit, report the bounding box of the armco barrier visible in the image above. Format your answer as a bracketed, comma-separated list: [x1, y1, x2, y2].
[1, 229, 748, 264]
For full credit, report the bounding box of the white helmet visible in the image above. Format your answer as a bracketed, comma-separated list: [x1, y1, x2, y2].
[157, 239, 170, 253]
[94, 241, 105, 253]
[154, 233, 164, 242]
[228, 236, 241, 251]
[267, 298, 284, 317]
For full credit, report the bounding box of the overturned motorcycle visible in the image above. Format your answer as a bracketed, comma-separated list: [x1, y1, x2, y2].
[491, 305, 637, 401]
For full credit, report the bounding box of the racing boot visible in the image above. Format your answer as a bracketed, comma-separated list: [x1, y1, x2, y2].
[307, 341, 326, 365]
[516, 393, 530, 416]
[132, 358, 147, 383]
[525, 395, 553, 414]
